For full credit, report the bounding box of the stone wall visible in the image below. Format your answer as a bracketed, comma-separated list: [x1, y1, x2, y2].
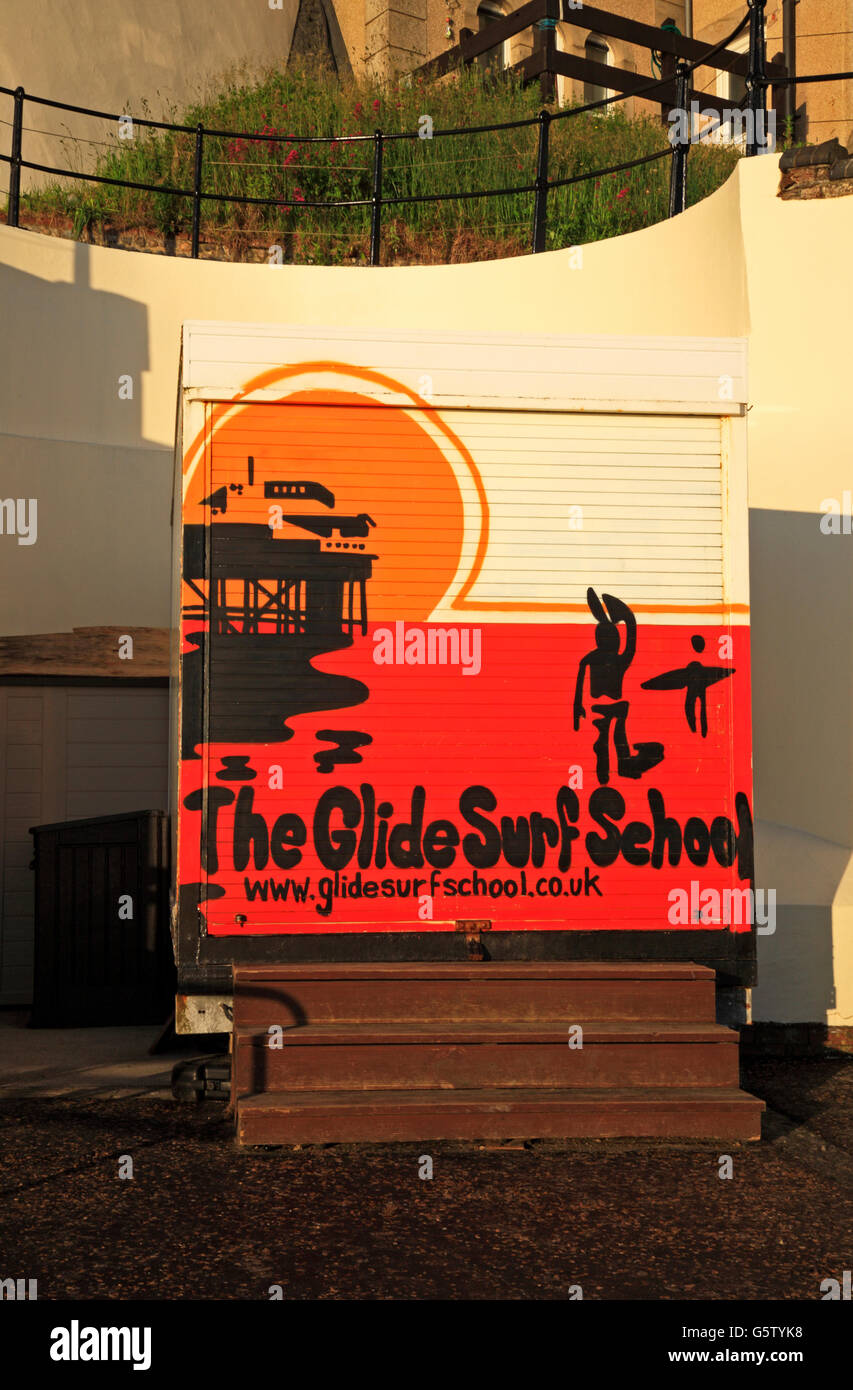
[779, 139, 853, 200]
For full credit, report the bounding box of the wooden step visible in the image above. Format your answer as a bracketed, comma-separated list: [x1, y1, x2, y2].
[232, 960, 762, 1144]
[232, 961, 717, 1026]
[232, 1020, 740, 1095]
[237, 1086, 765, 1145]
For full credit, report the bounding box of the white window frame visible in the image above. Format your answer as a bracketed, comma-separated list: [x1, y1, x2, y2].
[476, 1, 509, 72]
[582, 33, 613, 112]
[713, 33, 750, 149]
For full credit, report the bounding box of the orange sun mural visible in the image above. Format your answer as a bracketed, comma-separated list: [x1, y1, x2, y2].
[184, 378, 470, 622]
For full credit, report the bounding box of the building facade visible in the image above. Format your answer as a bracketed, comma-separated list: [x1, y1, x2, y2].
[3, 2, 851, 173]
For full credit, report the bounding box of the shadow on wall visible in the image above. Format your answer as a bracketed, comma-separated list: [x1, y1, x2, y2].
[0, 239, 174, 637]
[750, 507, 853, 1022]
[0, 0, 309, 190]
[0, 240, 148, 445]
[755, 905, 837, 1020]
[749, 507, 853, 848]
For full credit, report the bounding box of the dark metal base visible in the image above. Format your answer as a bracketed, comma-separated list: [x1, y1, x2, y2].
[176, 923, 757, 992]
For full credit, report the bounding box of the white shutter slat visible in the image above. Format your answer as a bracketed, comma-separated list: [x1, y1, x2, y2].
[444, 411, 725, 609]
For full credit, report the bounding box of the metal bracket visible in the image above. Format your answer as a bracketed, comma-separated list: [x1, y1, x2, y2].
[455, 919, 492, 960]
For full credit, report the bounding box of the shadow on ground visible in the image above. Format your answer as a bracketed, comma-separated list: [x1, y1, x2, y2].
[0, 1052, 850, 1301]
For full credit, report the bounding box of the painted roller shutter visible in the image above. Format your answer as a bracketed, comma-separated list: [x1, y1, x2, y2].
[192, 401, 737, 932]
[421, 411, 724, 607]
[206, 406, 725, 615]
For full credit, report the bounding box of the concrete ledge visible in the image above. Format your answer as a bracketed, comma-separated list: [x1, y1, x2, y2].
[779, 141, 853, 198]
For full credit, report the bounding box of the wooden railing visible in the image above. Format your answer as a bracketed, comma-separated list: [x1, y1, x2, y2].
[415, 0, 790, 123]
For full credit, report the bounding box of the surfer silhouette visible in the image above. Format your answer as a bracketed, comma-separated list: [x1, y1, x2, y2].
[574, 588, 664, 785]
[641, 635, 734, 738]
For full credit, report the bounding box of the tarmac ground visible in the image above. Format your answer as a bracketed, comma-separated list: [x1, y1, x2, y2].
[0, 1009, 850, 1301]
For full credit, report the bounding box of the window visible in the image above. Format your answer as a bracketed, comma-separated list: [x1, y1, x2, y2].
[477, 2, 507, 72]
[584, 35, 611, 107]
[713, 34, 749, 147]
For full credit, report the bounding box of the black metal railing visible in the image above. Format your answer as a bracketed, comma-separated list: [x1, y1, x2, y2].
[0, 0, 817, 266]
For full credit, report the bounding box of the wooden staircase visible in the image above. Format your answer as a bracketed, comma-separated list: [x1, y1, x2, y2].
[232, 962, 764, 1145]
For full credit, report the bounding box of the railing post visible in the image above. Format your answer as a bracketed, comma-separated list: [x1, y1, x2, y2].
[532, 108, 551, 253]
[8, 87, 24, 228]
[191, 123, 204, 259]
[659, 21, 678, 125]
[668, 61, 690, 217]
[370, 129, 383, 267]
[782, 0, 797, 142]
[746, 0, 768, 155]
[535, 0, 559, 104]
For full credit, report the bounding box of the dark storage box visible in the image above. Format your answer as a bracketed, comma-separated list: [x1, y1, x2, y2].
[29, 810, 173, 1027]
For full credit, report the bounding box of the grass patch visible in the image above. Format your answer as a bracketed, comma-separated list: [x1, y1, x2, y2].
[17, 63, 743, 263]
